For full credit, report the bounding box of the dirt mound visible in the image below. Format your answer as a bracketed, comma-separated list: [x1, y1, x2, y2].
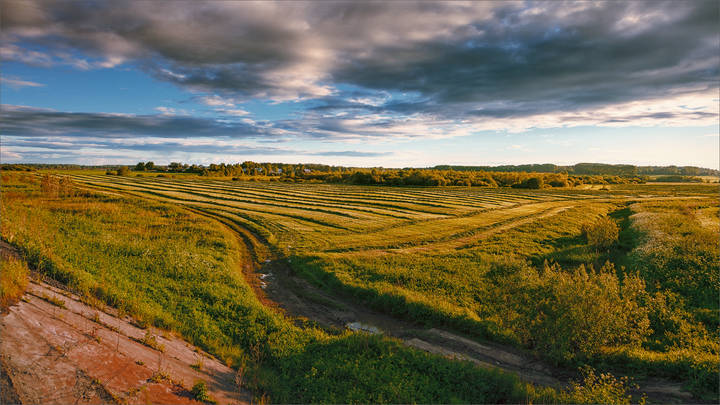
[0, 279, 250, 405]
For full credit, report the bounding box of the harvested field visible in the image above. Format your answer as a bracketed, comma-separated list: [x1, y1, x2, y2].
[2, 172, 717, 403]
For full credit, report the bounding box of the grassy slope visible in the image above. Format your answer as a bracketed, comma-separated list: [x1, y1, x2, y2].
[4, 171, 717, 401]
[2, 172, 567, 404]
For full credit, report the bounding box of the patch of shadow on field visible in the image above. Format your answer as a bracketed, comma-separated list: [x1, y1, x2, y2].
[530, 234, 591, 268]
[607, 204, 641, 269]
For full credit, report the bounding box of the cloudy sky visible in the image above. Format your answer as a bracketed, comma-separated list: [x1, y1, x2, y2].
[1, 0, 718, 167]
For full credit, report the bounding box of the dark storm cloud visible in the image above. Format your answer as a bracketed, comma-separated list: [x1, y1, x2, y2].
[0, 106, 276, 138]
[2, 0, 718, 121]
[600, 111, 717, 124]
[330, 1, 719, 118]
[0, 104, 423, 148]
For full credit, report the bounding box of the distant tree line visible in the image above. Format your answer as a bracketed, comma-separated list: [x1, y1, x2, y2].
[177, 162, 647, 188]
[4, 162, 714, 188]
[433, 163, 719, 177]
[304, 168, 646, 188]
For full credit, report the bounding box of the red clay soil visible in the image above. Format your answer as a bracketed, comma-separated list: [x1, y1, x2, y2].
[0, 278, 251, 405]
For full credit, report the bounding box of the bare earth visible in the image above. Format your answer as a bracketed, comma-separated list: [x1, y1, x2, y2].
[0, 274, 251, 405]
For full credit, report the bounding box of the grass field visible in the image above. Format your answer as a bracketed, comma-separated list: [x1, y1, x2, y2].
[2, 171, 717, 402]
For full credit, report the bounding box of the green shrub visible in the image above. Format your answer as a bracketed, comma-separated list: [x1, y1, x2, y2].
[503, 262, 651, 363]
[512, 176, 544, 189]
[562, 366, 640, 404]
[582, 216, 619, 249]
[191, 380, 215, 403]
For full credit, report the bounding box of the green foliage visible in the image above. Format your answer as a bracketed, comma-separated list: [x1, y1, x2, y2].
[261, 334, 531, 404]
[562, 366, 640, 404]
[652, 175, 704, 183]
[512, 176, 543, 189]
[166, 159, 650, 187]
[0, 164, 34, 172]
[498, 262, 651, 363]
[581, 216, 619, 250]
[140, 331, 166, 352]
[191, 380, 215, 403]
[629, 200, 719, 308]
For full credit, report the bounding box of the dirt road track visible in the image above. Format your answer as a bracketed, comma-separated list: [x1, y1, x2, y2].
[245, 222, 700, 404]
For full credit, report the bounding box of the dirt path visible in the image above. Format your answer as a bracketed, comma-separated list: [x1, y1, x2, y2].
[259, 255, 570, 383]
[0, 259, 251, 405]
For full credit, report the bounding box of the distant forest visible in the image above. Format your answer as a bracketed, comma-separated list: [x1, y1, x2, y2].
[433, 163, 720, 176]
[5, 162, 716, 177]
[4, 161, 717, 188]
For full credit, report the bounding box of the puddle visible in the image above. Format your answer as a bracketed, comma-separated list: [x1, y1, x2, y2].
[346, 321, 381, 334]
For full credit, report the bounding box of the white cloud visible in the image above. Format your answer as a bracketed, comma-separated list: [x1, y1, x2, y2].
[219, 109, 250, 116]
[154, 106, 176, 115]
[0, 149, 22, 159]
[199, 95, 236, 107]
[1, 76, 44, 88]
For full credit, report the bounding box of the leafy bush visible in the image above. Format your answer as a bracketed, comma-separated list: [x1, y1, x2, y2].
[191, 380, 215, 403]
[512, 176, 544, 189]
[501, 262, 651, 363]
[562, 366, 640, 404]
[581, 216, 619, 249]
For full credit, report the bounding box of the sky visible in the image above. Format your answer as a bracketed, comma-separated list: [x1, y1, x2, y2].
[1, 0, 718, 168]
